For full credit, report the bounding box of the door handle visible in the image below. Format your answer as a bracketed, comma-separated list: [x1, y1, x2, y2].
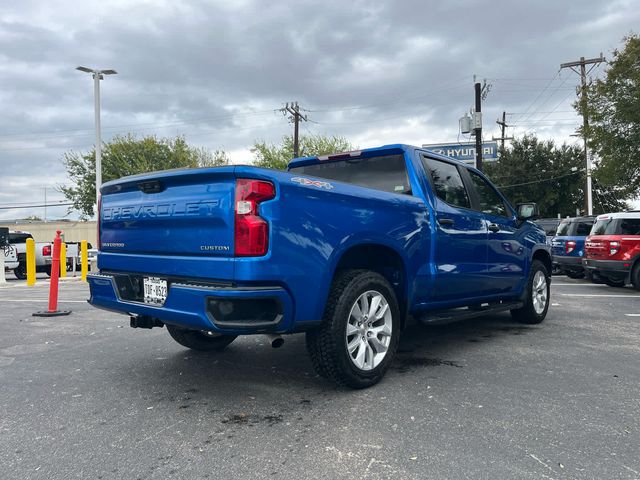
[438, 218, 455, 226]
[488, 223, 501, 233]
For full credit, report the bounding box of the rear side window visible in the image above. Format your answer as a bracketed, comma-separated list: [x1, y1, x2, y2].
[575, 221, 594, 236]
[619, 219, 640, 235]
[422, 157, 470, 209]
[591, 218, 614, 235]
[290, 154, 411, 194]
[468, 171, 508, 217]
[9, 233, 33, 244]
[556, 221, 570, 236]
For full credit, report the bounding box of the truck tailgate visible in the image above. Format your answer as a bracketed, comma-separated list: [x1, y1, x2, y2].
[99, 167, 236, 272]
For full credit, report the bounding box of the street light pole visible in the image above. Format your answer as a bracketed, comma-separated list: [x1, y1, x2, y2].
[93, 71, 102, 209]
[76, 66, 117, 216]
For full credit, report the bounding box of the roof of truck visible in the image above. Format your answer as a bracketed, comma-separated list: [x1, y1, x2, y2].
[287, 144, 464, 170]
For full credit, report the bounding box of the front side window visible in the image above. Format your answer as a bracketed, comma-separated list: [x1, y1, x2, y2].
[422, 157, 470, 209]
[468, 171, 508, 217]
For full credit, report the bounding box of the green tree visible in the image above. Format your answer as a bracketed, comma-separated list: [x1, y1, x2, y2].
[251, 134, 355, 170]
[584, 34, 640, 200]
[61, 134, 227, 218]
[484, 136, 625, 217]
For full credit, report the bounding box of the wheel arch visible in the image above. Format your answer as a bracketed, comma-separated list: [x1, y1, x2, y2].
[532, 247, 552, 276]
[330, 243, 409, 328]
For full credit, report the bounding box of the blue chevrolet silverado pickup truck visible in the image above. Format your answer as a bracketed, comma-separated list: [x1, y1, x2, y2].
[88, 144, 551, 388]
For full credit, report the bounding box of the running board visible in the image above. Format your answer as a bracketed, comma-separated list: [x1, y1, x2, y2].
[418, 301, 524, 326]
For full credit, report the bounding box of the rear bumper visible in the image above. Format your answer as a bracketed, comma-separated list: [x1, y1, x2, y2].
[87, 273, 296, 335]
[582, 258, 631, 279]
[552, 255, 583, 270]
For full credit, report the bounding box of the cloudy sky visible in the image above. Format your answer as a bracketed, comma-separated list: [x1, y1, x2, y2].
[1, 0, 638, 221]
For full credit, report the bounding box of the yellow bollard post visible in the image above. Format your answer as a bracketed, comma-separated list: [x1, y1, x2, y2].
[81, 240, 88, 282]
[60, 242, 67, 278]
[26, 238, 36, 286]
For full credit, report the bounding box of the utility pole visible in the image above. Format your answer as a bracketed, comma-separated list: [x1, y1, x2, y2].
[560, 54, 605, 216]
[494, 111, 513, 149]
[279, 102, 308, 158]
[474, 82, 483, 171]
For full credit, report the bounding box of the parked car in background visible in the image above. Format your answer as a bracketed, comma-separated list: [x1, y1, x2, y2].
[534, 217, 561, 273]
[534, 218, 561, 244]
[9, 231, 52, 279]
[583, 212, 640, 289]
[551, 216, 596, 278]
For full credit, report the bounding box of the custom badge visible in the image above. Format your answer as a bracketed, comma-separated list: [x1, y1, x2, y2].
[291, 177, 334, 190]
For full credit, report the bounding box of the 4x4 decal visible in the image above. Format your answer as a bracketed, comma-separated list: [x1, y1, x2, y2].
[291, 177, 334, 190]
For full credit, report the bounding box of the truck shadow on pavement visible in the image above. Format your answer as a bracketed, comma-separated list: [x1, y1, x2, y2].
[111, 311, 540, 395]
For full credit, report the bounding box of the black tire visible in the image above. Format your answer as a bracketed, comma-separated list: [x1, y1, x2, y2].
[632, 264, 640, 292]
[14, 263, 26, 280]
[43, 265, 52, 277]
[305, 269, 401, 389]
[166, 324, 237, 352]
[604, 278, 626, 288]
[511, 259, 550, 325]
[566, 271, 584, 279]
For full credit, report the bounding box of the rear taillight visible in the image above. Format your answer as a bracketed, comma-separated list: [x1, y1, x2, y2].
[234, 179, 275, 256]
[609, 241, 620, 256]
[565, 240, 577, 254]
[42, 245, 51, 256]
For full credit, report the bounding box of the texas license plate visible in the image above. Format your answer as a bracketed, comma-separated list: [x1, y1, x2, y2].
[143, 277, 168, 305]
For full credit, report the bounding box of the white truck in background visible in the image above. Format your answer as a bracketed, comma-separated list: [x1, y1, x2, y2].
[8, 231, 53, 279]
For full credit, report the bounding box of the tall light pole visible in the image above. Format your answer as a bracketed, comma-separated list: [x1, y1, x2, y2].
[76, 66, 117, 215]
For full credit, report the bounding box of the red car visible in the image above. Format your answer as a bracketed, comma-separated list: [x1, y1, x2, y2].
[583, 212, 640, 289]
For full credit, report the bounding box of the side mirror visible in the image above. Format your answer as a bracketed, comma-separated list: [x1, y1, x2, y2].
[516, 202, 539, 221]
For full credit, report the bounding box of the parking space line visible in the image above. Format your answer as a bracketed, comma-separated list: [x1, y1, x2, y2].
[625, 314, 640, 317]
[552, 283, 607, 286]
[559, 293, 640, 298]
[1, 299, 87, 303]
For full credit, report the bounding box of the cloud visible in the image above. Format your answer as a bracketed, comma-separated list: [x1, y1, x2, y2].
[1, 0, 639, 220]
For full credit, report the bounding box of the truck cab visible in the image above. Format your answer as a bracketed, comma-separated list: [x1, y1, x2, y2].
[88, 144, 551, 388]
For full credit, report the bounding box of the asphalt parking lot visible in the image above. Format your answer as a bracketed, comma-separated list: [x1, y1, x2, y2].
[0, 275, 639, 480]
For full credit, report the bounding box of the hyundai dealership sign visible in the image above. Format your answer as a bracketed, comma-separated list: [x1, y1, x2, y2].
[422, 141, 499, 164]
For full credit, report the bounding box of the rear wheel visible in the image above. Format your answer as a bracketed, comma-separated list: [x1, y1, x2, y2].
[632, 264, 640, 292]
[306, 270, 400, 389]
[566, 270, 584, 279]
[604, 278, 626, 288]
[511, 260, 550, 324]
[14, 263, 26, 280]
[166, 324, 237, 352]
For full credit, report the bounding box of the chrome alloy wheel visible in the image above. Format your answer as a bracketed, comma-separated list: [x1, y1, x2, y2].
[532, 270, 548, 315]
[345, 290, 393, 371]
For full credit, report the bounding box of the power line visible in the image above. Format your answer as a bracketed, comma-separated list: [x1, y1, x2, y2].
[0, 202, 74, 211]
[497, 169, 584, 189]
[509, 70, 561, 123]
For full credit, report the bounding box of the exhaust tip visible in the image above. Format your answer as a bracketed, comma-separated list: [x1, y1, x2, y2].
[266, 334, 284, 348]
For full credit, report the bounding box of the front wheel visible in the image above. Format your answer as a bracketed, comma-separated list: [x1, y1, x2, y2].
[166, 324, 237, 352]
[511, 260, 550, 324]
[306, 270, 400, 389]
